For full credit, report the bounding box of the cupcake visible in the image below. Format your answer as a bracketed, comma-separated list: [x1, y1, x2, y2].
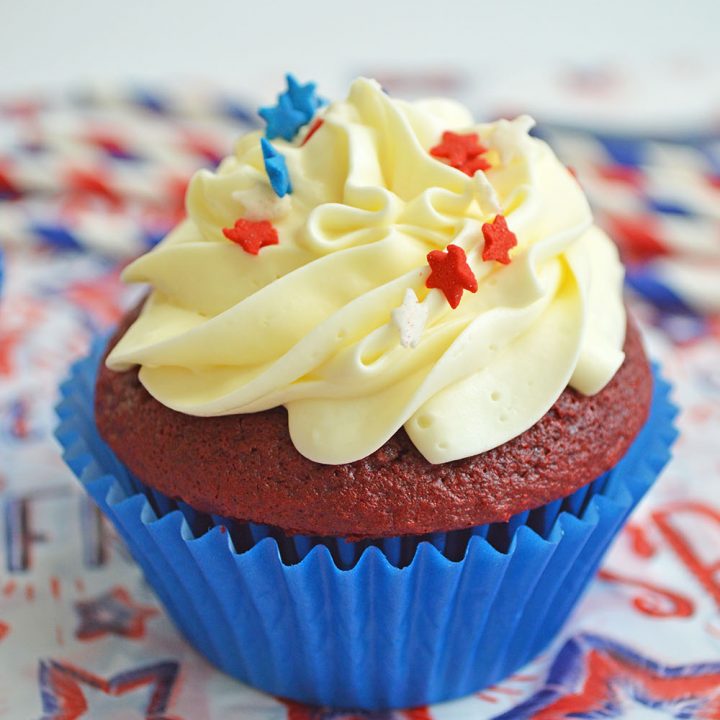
[56, 76, 676, 710]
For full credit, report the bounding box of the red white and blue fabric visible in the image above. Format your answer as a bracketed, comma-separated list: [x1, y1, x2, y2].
[533, 126, 720, 324]
[0, 86, 259, 260]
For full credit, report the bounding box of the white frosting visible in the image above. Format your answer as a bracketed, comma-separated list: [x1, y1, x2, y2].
[107, 78, 626, 465]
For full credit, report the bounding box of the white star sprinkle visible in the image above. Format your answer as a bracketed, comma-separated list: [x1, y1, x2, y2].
[491, 115, 536, 165]
[474, 171, 501, 214]
[392, 289, 429, 349]
[232, 183, 291, 221]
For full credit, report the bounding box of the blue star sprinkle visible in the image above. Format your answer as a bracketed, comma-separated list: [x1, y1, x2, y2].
[261, 138, 292, 197]
[259, 93, 308, 141]
[285, 73, 326, 119]
[259, 74, 327, 141]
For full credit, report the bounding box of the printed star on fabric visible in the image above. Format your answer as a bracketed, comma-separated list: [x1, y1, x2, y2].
[259, 93, 309, 142]
[261, 138, 292, 197]
[481, 214, 517, 264]
[37, 659, 180, 720]
[494, 633, 720, 720]
[392, 289, 429, 348]
[223, 218, 279, 255]
[74, 586, 158, 641]
[430, 131, 491, 176]
[426, 244, 478, 309]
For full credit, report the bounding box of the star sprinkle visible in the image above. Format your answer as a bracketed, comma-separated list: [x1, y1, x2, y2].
[491, 114, 536, 165]
[301, 118, 325, 146]
[285, 73, 326, 119]
[426, 244, 478, 309]
[430, 131, 491, 176]
[259, 74, 327, 141]
[481, 214, 517, 264]
[259, 93, 308, 141]
[232, 183, 291, 221]
[392, 289, 429, 348]
[222, 218, 279, 254]
[261, 137, 292, 197]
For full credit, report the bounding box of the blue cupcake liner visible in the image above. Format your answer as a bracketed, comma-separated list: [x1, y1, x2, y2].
[55, 338, 677, 710]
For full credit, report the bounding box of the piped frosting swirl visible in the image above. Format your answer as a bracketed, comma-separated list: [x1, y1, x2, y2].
[107, 78, 626, 464]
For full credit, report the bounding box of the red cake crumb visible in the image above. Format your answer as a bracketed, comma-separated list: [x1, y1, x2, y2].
[95, 306, 652, 540]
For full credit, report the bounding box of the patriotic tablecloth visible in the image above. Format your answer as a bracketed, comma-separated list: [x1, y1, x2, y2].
[1, 83, 720, 719]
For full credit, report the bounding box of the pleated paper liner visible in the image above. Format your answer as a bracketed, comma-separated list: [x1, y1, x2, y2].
[55, 338, 677, 710]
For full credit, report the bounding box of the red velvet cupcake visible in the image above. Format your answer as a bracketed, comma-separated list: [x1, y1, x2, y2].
[57, 75, 675, 710]
[96, 308, 651, 539]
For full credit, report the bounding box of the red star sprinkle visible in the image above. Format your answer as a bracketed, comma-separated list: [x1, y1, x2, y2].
[301, 118, 324, 146]
[426, 244, 478, 309]
[430, 131, 491, 176]
[222, 218, 279, 255]
[481, 214, 517, 264]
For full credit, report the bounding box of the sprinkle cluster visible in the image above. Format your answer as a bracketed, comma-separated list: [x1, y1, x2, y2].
[225, 79, 523, 351]
[422, 214, 518, 311]
[405, 126, 521, 337]
[256, 75, 326, 200]
[224, 75, 325, 251]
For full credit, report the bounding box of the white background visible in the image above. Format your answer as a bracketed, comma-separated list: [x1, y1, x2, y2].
[3, 0, 719, 107]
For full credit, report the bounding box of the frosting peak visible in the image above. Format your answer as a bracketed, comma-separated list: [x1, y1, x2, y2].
[107, 77, 626, 464]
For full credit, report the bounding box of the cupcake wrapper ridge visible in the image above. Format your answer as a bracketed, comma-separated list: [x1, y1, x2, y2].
[55, 338, 677, 710]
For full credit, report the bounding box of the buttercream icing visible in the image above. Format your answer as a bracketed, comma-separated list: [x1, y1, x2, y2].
[107, 77, 626, 464]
